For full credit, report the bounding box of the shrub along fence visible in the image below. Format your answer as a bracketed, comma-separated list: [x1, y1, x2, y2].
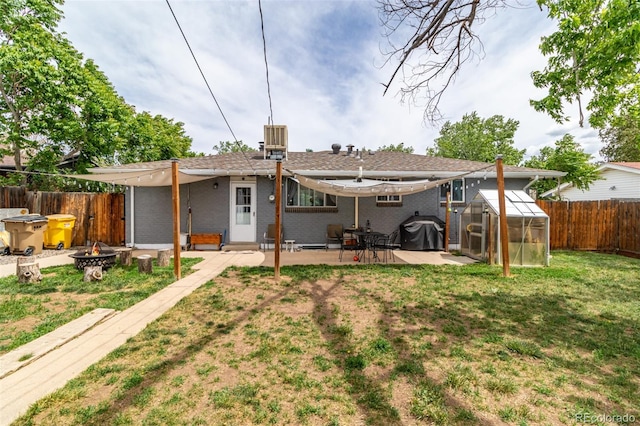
[536, 200, 640, 256]
[0, 186, 125, 247]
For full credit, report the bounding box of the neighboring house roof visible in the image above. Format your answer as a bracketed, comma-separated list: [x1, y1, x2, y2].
[608, 162, 640, 171]
[541, 162, 640, 198]
[0, 152, 30, 170]
[90, 150, 564, 181]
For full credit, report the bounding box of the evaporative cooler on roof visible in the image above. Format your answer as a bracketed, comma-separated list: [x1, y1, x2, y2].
[264, 125, 288, 160]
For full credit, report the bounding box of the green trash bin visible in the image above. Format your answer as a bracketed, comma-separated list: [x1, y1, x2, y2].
[44, 214, 76, 250]
[1, 215, 48, 256]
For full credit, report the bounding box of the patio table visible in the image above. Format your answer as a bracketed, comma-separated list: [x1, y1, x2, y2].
[353, 231, 385, 263]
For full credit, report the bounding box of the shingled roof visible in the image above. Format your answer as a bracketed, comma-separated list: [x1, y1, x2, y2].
[90, 150, 563, 179]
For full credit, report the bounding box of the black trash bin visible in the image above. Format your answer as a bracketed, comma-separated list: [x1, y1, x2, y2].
[399, 215, 445, 251]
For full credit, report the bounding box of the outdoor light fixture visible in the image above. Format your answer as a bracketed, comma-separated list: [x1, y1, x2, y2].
[213, 182, 218, 189]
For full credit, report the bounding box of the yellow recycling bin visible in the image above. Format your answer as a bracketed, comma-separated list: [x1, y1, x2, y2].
[44, 214, 76, 250]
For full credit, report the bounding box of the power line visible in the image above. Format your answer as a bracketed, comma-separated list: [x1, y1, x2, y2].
[164, 0, 257, 174]
[165, 0, 237, 142]
[258, 0, 274, 125]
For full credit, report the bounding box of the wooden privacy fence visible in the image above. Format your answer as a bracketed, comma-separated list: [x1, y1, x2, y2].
[536, 200, 640, 255]
[0, 186, 125, 247]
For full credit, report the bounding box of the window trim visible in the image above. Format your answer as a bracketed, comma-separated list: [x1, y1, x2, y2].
[376, 179, 403, 205]
[286, 177, 337, 208]
[440, 178, 465, 204]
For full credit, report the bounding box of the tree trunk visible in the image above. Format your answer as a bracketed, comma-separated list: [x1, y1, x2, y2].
[18, 262, 42, 283]
[16, 256, 36, 275]
[119, 248, 133, 266]
[157, 249, 172, 267]
[83, 266, 103, 282]
[137, 255, 153, 274]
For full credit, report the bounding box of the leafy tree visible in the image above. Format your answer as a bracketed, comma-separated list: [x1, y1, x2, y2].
[213, 140, 256, 154]
[27, 59, 135, 174]
[118, 112, 194, 164]
[0, 0, 82, 175]
[427, 112, 525, 165]
[378, 0, 640, 129]
[378, 142, 414, 153]
[531, 0, 640, 129]
[0, 0, 197, 189]
[599, 112, 640, 162]
[524, 134, 600, 195]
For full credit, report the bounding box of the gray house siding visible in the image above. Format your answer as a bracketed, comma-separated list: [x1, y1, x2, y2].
[125, 176, 532, 247]
[125, 178, 230, 246]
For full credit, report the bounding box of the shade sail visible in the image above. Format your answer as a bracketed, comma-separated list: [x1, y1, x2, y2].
[63, 168, 216, 187]
[294, 176, 452, 197]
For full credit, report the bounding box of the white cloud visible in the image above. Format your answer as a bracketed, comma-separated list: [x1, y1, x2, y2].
[59, 0, 603, 160]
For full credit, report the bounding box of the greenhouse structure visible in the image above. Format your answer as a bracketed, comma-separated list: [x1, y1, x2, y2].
[460, 190, 550, 266]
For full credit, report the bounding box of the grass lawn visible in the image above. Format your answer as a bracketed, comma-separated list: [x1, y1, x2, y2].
[0, 257, 202, 355]
[12, 251, 640, 425]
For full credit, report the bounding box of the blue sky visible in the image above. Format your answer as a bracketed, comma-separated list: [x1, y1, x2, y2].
[58, 0, 601, 160]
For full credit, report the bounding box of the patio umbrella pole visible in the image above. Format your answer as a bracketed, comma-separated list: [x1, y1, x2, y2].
[354, 196, 359, 228]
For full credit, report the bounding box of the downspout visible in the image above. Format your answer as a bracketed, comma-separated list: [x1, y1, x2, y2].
[523, 175, 539, 193]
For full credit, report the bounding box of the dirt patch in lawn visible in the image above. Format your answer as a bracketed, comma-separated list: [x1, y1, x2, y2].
[16, 254, 640, 425]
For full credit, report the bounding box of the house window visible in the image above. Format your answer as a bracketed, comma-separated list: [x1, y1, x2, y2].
[286, 178, 337, 207]
[376, 179, 402, 203]
[377, 194, 401, 203]
[440, 178, 465, 203]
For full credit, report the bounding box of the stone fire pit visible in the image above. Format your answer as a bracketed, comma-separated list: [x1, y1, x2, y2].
[69, 242, 117, 270]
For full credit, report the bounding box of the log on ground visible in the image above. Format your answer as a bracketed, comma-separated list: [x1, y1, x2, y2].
[119, 248, 133, 266]
[18, 262, 42, 284]
[157, 248, 172, 267]
[137, 255, 153, 274]
[83, 266, 103, 282]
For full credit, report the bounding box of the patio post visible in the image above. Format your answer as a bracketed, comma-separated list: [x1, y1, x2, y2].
[274, 158, 282, 281]
[496, 155, 510, 277]
[171, 159, 181, 280]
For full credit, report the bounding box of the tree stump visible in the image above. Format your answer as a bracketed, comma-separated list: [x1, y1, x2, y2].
[119, 248, 133, 266]
[83, 266, 103, 282]
[157, 249, 172, 267]
[137, 255, 153, 274]
[16, 256, 36, 275]
[18, 262, 42, 284]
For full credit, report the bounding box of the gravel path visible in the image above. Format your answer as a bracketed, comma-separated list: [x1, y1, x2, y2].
[0, 249, 75, 266]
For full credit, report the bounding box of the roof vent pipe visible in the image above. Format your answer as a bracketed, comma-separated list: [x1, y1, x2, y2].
[346, 144, 354, 156]
[331, 143, 341, 154]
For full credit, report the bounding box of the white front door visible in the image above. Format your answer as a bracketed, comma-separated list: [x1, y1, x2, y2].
[230, 181, 256, 242]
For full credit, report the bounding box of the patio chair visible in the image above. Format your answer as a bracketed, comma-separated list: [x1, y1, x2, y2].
[339, 231, 365, 262]
[262, 224, 283, 251]
[325, 224, 343, 250]
[373, 229, 399, 262]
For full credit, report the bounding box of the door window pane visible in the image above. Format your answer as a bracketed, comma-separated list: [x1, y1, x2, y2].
[236, 187, 251, 225]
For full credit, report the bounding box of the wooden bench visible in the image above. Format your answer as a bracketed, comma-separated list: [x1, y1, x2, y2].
[189, 233, 222, 250]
